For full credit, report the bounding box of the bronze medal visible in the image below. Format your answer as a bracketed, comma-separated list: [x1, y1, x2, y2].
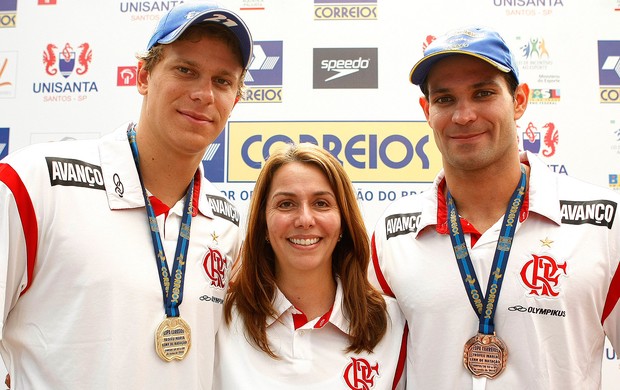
[463, 333, 508, 379]
[155, 316, 192, 362]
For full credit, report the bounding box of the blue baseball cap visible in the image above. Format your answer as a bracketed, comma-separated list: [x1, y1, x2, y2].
[409, 26, 519, 86]
[146, 1, 253, 69]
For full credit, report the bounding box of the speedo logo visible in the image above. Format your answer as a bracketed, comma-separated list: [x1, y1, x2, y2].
[46, 157, 105, 190]
[385, 212, 422, 239]
[560, 199, 616, 229]
[321, 57, 370, 81]
[313, 48, 377, 89]
[206, 195, 240, 226]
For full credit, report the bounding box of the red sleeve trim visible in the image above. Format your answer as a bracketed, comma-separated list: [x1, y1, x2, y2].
[602, 262, 620, 325]
[391, 322, 409, 390]
[0, 163, 38, 295]
[371, 233, 394, 297]
[191, 170, 201, 217]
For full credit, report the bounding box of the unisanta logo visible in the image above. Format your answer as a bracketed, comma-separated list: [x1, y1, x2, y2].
[313, 48, 378, 89]
[34, 43, 99, 100]
[520, 121, 558, 157]
[494, 0, 564, 16]
[119, 1, 183, 14]
[599, 41, 620, 103]
[43, 43, 92, 78]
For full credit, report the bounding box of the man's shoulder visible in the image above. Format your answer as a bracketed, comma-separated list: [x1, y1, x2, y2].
[555, 172, 620, 202]
[2, 138, 99, 172]
[378, 187, 434, 220]
[198, 177, 241, 228]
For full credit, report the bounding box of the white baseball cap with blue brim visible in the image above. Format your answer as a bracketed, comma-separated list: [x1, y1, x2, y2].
[146, 1, 253, 70]
[409, 26, 519, 86]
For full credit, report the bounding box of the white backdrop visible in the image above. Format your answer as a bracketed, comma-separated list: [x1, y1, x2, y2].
[1, 0, 619, 387]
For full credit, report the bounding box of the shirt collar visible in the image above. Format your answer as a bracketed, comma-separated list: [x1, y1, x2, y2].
[268, 278, 350, 335]
[431, 151, 566, 236]
[98, 122, 214, 219]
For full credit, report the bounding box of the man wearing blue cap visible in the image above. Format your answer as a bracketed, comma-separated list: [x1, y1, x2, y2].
[0, 2, 252, 388]
[370, 26, 620, 389]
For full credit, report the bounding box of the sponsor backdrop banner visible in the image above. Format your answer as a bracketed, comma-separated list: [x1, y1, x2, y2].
[1, 0, 619, 385]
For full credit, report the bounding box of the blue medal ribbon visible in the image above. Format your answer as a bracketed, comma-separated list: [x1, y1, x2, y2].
[446, 167, 526, 335]
[127, 127, 194, 318]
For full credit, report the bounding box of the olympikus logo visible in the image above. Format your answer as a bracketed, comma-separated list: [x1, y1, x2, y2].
[206, 195, 240, 226]
[385, 212, 422, 239]
[560, 200, 616, 229]
[46, 157, 105, 190]
[508, 305, 566, 317]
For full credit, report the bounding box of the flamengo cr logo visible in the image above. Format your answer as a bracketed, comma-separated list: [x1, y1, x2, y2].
[203, 247, 227, 289]
[343, 357, 379, 390]
[520, 255, 567, 297]
[43, 42, 92, 78]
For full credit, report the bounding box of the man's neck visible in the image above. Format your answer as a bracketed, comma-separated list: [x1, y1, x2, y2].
[444, 160, 527, 234]
[135, 130, 201, 208]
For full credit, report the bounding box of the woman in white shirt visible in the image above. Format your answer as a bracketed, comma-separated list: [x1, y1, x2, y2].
[214, 142, 407, 389]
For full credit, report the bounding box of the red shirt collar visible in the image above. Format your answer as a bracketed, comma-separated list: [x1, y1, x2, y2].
[149, 171, 202, 218]
[292, 306, 334, 330]
[435, 175, 530, 246]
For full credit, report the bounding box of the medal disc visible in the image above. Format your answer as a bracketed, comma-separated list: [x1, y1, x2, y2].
[463, 333, 508, 379]
[155, 316, 192, 362]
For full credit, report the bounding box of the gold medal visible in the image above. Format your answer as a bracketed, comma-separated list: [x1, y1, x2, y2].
[155, 316, 192, 362]
[463, 333, 508, 379]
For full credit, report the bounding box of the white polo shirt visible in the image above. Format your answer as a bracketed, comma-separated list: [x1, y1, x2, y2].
[370, 151, 620, 389]
[214, 278, 407, 389]
[0, 123, 242, 389]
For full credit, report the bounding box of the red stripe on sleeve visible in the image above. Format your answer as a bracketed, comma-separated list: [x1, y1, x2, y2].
[371, 234, 394, 297]
[0, 163, 38, 295]
[191, 170, 201, 217]
[392, 322, 409, 390]
[602, 262, 620, 325]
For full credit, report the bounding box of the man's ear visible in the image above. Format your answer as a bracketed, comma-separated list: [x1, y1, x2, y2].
[419, 96, 430, 121]
[514, 83, 529, 120]
[136, 61, 148, 96]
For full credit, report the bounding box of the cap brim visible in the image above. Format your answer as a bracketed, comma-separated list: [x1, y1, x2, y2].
[409, 50, 511, 85]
